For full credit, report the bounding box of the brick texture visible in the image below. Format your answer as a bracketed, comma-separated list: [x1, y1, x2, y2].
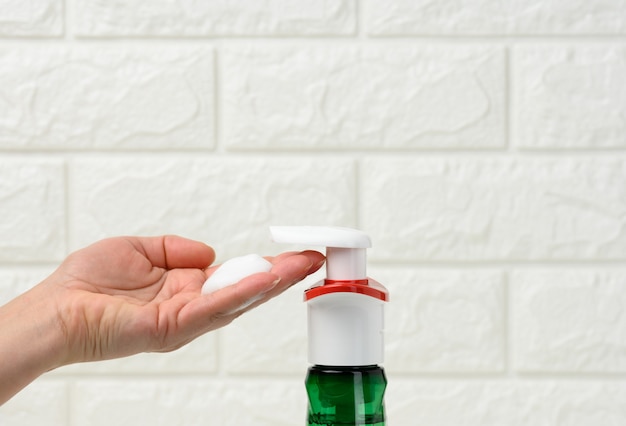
[362, 157, 626, 261]
[0, 381, 67, 426]
[372, 267, 505, 373]
[0, 47, 214, 150]
[68, 157, 356, 259]
[72, 379, 304, 426]
[0, 160, 65, 261]
[76, 0, 356, 36]
[0, 1, 624, 425]
[366, 0, 626, 35]
[223, 46, 505, 150]
[386, 381, 626, 425]
[512, 269, 626, 372]
[0, 0, 62, 36]
[514, 46, 626, 149]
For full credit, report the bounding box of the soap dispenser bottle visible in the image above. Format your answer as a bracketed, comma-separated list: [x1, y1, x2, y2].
[270, 226, 388, 426]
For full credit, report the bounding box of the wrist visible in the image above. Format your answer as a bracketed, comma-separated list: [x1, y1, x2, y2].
[0, 281, 68, 404]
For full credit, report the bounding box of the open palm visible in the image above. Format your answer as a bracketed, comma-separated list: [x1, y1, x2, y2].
[44, 235, 323, 365]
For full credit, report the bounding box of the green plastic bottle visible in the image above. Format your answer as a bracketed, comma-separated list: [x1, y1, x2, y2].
[306, 365, 387, 426]
[270, 226, 389, 426]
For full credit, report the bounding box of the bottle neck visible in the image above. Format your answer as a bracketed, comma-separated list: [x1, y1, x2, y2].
[326, 247, 367, 280]
[309, 364, 382, 372]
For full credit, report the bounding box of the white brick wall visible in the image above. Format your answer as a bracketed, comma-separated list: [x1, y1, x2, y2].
[0, 1, 625, 425]
[222, 46, 505, 149]
[0, 0, 62, 36]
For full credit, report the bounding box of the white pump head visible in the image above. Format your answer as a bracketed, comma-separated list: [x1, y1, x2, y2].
[269, 226, 371, 281]
[270, 226, 388, 366]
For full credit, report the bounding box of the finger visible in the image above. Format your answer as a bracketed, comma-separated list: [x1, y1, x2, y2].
[265, 252, 321, 297]
[266, 250, 325, 271]
[203, 251, 324, 299]
[209, 271, 280, 312]
[179, 272, 281, 331]
[204, 250, 324, 280]
[223, 251, 325, 314]
[173, 252, 324, 340]
[133, 236, 216, 270]
[295, 250, 325, 275]
[264, 251, 299, 263]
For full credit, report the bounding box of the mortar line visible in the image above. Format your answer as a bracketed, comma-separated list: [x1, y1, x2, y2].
[62, 0, 72, 42]
[62, 160, 71, 258]
[504, 46, 514, 154]
[0, 35, 625, 49]
[212, 48, 222, 154]
[356, 0, 365, 41]
[503, 269, 514, 378]
[66, 376, 73, 426]
[3, 149, 626, 158]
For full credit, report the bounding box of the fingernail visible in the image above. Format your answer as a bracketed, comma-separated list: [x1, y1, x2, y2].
[302, 261, 314, 275]
[267, 277, 281, 291]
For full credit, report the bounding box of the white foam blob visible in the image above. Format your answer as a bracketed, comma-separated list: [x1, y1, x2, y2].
[201, 254, 273, 295]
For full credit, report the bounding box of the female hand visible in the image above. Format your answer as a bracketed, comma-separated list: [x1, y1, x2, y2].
[0, 235, 324, 404]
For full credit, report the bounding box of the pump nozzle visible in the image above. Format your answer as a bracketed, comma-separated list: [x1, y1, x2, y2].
[270, 226, 371, 281]
[271, 226, 389, 423]
[271, 225, 387, 366]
